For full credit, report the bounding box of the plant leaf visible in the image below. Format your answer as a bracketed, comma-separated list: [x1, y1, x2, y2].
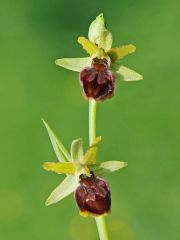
[108, 44, 136, 62]
[90, 161, 127, 176]
[71, 138, 84, 163]
[42, 119, 71, 162]
[98, 30, 113, 52]
[55, 57, 91, 72]
[43, 162, 75, 175]
[115, 65, 143, 81]
[45, 175, 78, 206]
[81, 136, 101, 165]
[88, 13, 106, 45]
[78, 37, 99, 56]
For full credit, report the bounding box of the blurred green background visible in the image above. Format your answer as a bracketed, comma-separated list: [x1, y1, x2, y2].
[0, 0, 179, 239]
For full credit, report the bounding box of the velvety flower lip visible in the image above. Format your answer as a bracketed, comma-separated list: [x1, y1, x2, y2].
[80, 57, 115, 101]
[75, 172, 111, 217]
[55, 13, 143, 101]
[42, 119, 127, 216]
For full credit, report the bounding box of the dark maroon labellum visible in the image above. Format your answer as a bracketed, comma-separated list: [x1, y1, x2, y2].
[80, 57, 115, 101]
[75, 171, 111, 216]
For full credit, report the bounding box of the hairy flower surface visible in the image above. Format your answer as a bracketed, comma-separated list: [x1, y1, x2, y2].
[75, 172, 111, 216]
[80, 58, 115, 101]
[55, 13, 143, 101]
[42, 119, 127, 216]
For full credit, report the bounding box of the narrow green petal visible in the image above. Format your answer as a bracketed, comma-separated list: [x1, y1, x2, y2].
[90, 161, 127, 176]
[81, 136, 101, 165]
[98, 30, 113, 52]
[115, 65, 143, 81]
[108, 44, 136, 62]
[43, 162, 75, 175]
[55, 57, 91, 72]
[78, 37, 98, 56]
[42, 119, 71, 162]
[88, 13, 106, 45]
[45, 175, 78, 206]
[71, 138, 84, 163]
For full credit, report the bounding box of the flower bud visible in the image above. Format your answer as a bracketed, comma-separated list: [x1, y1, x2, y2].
[80, 57, 115, 101]
[75, 172, 111, 216]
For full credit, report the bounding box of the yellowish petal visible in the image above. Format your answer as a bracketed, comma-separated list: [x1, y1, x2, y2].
[81, 136, 101, 165]
[43, 162, 75, 175]
[108, 44, 136, 62]
[78, 37, 99, 56]
[81, 147, 97, 165]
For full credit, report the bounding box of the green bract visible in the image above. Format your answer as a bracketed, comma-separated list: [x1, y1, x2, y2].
[42, 119, 127, 206]
[55, 13, 143, 82]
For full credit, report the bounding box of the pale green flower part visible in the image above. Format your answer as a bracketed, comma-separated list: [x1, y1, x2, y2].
[88, 13, 107, 45]
[55, 13, 143, 82]
[42, 119, 127, 207]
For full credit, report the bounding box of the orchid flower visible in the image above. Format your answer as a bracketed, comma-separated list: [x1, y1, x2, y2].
[42, 119, 127, 217]
[55, 13, 143, 101]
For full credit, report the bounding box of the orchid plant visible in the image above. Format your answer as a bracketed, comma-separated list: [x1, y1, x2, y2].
[42, 13, 143, 240]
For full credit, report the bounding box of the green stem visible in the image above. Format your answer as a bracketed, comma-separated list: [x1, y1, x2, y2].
[89, 98, 110, 240]
[95, 216, 109, 240]
[89, 98, 96, 146]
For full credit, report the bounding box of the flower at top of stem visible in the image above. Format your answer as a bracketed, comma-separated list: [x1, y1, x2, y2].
[42, 119, 127, 217]
[55, 13, 143, 101]
[80, 57, 115, 101]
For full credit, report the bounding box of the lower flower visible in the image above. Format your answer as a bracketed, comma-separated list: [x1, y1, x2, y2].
[42, 121, 127, 213]
[75, 171, 111, 217]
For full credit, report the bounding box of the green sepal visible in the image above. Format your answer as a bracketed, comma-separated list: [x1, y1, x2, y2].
[71, 138, 84, 163]
[90, 161, 127, 176]
[112, 64, 143, 81]
[81, 136, 101, 165]
[88, 14, 112, 52]
[42, 119, 71, 162]
[88, 13, 106, 45]
[45, 175, 78, 206]
[55, 57, 91, 72]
